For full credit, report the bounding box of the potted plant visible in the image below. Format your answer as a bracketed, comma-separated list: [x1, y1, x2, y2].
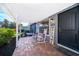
[0, 28, 16, 56]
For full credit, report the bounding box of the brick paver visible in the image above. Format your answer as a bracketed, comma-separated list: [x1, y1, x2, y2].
[13, 36, 65, 56]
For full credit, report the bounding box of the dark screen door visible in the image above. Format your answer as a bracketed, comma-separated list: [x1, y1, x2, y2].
[58, 6, 79, 51]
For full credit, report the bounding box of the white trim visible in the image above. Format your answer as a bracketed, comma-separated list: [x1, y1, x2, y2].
[57, 44, 79, 54]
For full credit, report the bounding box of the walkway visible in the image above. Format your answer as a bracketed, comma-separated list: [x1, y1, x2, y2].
[13, 36, 66, 56]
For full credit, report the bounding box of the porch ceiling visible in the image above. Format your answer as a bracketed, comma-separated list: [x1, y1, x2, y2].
[4, 3, 75, 24]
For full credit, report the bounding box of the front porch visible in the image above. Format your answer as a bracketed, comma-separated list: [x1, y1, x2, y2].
[13, 36, 65, 56]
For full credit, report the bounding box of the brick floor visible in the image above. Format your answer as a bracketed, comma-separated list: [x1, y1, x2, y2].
[13, 36, 66, 56]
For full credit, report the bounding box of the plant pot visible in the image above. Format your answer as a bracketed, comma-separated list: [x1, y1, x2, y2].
[0, 37, 16, 56]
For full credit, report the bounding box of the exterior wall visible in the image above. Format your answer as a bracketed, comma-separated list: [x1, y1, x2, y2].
[30, 23, 39, 34]
[30, 23, 36, 33]
[49, 14, 58, 45]
[36, 23, 40, 33]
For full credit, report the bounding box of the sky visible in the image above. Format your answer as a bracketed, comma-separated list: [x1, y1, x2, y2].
[0, 8, 14, 22]
[21, 22, 29, 26]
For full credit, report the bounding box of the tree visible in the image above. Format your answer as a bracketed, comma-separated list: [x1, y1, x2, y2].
[0, 22, 3, 27]
[8, 22, 16, 28]
[2, 19, 9, 28]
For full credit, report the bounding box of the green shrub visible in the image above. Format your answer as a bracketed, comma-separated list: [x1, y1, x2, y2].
[0, 28, 15, 46]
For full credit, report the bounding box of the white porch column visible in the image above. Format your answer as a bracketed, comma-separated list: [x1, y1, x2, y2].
[16, 16, 19, 48]
[49, 18, 51, 43]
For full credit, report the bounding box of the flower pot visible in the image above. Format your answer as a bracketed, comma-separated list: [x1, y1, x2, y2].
[0, 37, 16, 56]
